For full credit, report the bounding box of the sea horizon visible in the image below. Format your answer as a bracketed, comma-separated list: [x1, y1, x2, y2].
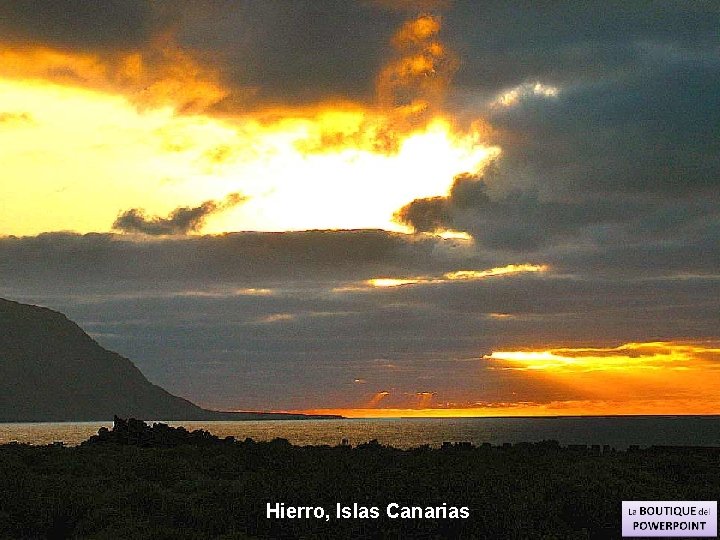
[3, 412, 720, 424]
[3, 415, 720, 450]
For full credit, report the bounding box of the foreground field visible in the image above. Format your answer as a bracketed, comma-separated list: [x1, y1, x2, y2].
[0, 419, 718, 538]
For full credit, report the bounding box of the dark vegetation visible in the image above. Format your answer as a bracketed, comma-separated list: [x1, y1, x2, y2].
[0, 298, 339, 422]
[0, 419, 718, 539]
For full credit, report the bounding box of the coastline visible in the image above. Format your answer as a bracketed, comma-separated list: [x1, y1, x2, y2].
[1, 419, 717, 538]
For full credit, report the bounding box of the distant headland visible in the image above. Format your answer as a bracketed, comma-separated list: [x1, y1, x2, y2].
[0, 298, 342, 422]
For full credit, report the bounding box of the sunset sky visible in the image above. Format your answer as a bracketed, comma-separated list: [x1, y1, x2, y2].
[1, 1, 719, 416]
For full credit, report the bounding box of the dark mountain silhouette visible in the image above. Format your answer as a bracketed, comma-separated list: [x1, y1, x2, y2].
[0, 298, 340, 421]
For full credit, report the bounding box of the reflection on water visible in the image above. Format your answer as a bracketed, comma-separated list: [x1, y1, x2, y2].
[1, 416, 719, 449]
[0, 421, 112, 446]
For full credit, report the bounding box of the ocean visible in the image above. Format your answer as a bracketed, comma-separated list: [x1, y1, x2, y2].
[2, 415, 720, 449]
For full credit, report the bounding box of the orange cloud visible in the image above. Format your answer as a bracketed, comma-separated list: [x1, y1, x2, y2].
[486, 342, 720, 373]
[376, 14, 458, 136]
[482, 342, 720, 414]
[0, 35, 227, 113]
[0, 10, 499, 235]
[297, 342, 720, 418]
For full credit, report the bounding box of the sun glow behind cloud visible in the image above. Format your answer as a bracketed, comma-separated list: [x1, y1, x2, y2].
[0, 12, 499, 236]
[486, 342, 720, 373]
[218, 117, 499, 233]
[0, 78, 238, 235]
[297, 342, 720, 417]
[0, 75, 498, 235]
[357, 263, 548, 289]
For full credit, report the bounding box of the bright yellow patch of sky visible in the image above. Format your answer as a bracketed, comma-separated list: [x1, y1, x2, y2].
[0, 9, 500, 238]
[486, 342, 720, 373]
[0, 75, 498, 236]
[0, 78, 234, 234]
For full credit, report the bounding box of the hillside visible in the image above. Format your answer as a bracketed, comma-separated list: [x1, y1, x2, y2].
[0, 298, 338, 422]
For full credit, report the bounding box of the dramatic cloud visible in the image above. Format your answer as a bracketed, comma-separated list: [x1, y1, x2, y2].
[0, 0, 164, 51]
[2, 1, 718, 116]
[2, 2, 719, 414]
[0, 231, 485, 292]
[176, 2, 404, 109]
[112, 192, 247, 235]
[0, 2, 226, 113]
[2, 231, 719, 412]
[419, 3, 720, 263]
[446, 1, 720, 97]
[483, 61, 720, 199]
[394, 195, 450, 234]
[397, 46, 720, 252]
[376, 14, 456, 127]
[395, 169, 634, 249]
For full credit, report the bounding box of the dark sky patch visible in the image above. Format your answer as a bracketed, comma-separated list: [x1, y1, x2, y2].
[0, 0, 167, 52]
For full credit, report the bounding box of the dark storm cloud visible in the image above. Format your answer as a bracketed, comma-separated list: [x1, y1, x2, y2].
[444, 2, 720, 216]
[445, 2, 720, 256]
[2, 222, 718, 299]
[0, 230, 489, 293]
[2, 1, 718, 112]
[396, 8, 720, 252]
[397, 168, 720, 254]
[178, 1, 406, 108]
[0, 0, 417, 108]
[112, 192, 247, 235]
[394, 196, 450, 233]
[156, 1, 720, 113]
[0, 0, 406, 107]
[446, 1, 720, 95]
[0, 0, 168, 51]
[5, 264, 719, 409]
[2, 231, 719, 409]
[485, 58, 720, 198]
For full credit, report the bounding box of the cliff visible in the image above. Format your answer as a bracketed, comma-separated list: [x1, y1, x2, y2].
[0, 298, 339, 421]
